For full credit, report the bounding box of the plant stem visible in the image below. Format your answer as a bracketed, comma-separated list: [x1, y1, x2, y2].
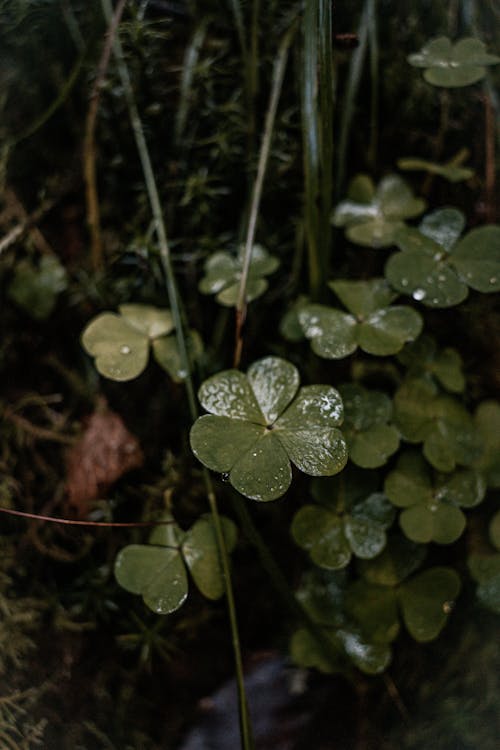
[336, 2, 369, 195]
[318, 0, 334, 273]
[367, 0, 379, 171]
[101, 3, 254, 747]
[231, 494, 342, 671]
[234, 20, 298, 368]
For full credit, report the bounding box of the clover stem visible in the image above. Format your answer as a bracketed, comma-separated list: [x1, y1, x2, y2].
[231, 493, 342, 671]
[234, 18, 298, 368]
[102, 3, 254, 747]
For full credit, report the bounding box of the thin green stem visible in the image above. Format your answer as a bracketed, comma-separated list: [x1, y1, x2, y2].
[174, 18, 210, 147]
[318, 0, 334, 275]
[234, 20, 298, 367]
[302, 0, 321, 299]
[101, 3, 254, 747]
[231, 495, 341, 670]
[367, 0, 379, 171]
[335, 1, 369, 195]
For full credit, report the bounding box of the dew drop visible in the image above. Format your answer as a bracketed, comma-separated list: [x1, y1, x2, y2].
[401, 278, 409, 287]
[120, 345, 131, 355]
[178, 369, 188, 378]
[412, 288, 426, 301]
[490, 277, 497, 284]
[438, 274, 446, 282]
[221, 472, 230, 483]
[442, 600, 455, 614]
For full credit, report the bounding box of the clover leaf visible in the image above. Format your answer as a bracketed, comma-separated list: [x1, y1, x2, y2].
[468, 554, 500, 615]
[408, 37, 500, 88]
[297, 279, 422, 359]
[350, 545, 461, 643]
[114, 513, 237, 614]
[198, 244, 279, 306]
[384, 451, 485, 544]
[472, 400, 500, 488]
[81, 303, 200, 382]
[385, 208, 500, 307]
[397, 335, 465, 393]
[339, 383, 400, 468]
[190, 356, 347, 501]
[397, 154, 474, 183]
[8, 255, 67, 320]
[393, 377, 481, 472]
[290, 570, 391, 674]
[332, 174, 425, 248]
[292, 469, 395, 568]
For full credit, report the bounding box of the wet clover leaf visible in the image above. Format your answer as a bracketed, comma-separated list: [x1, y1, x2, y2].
[81, 303, 201, 383]
[468, 554, 500, 615]
[8, 255, 67, 320]
[332, 174, 425, 248]
[385, 208, 500, 307]
[190, 356, 348, 501]
[297, 279, 422, 360]
[352, 546, 461, 643]
[114, 513, 237, 614]
[292, 469, 395, 568]
[408, 37, 500, 88]
[339, 383, 400, 468]
[384, 451, 485, 544]
[198, 244, 279, 306]
[393, 377, 481, 472]
[472, 401, 500, 488]
[398, 335, 465, 393]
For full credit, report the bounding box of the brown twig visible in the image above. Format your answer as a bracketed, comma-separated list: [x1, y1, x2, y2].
[83, 0, 127, 271]
[0, 188, 55, 256]
[4, 409, 76, 445]
[0, 506, 176, 528]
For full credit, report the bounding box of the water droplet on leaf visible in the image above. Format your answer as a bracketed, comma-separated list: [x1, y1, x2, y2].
[120, 345, 131, 354]
[221, 472, 230, 483]
[412, 288, 426, 301]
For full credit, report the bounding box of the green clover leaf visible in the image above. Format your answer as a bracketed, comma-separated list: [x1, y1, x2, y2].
[297, 279, 423, 359]
[468, 554, 500, 615]
[114, 513, 237, 614]
[408, 37, 500, 88]
[385, 208, 500, 307]
[290, 569, 392, 674]
[472, 401, 500, 488]
[190, 356, 348, 501]
[332, 174, 425, 248]
[198, 244, 279, 306]
[8, 255, 67, 320]
[393, 377, 481, 472]
[82, 303, 201, 382]
[352, 539, 461, 643]
[384, 451, 485, 544]
[397, 335, 465, 393]
[339, 383, 400, 468]
[292, 469, 395, 568]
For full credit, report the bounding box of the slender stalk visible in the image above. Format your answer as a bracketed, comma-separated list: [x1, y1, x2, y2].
[367, 0, 379, 170]
[231, 495, 342, 670]
[318, 0, 334, 275]
[335, 1, 369, 195]
[101, 3, 254, 747]
[302, 0, 322, 299]
[234, 20, 298, 367]
[174, 18, 209, 147]
[84, 0, 127, 272]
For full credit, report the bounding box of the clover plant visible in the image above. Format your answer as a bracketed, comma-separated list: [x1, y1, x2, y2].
[8, 255, 67, 320]
[397, 155, 474, 183]
[190, 356, 348, 501]
[198, 243, 279, 306]
[114, 513, 237, 614]
[72, 17, 500, 741]
[332, 174, 425, 248]
[408, 37, 500, 87]
[384, 451, 485, 544]
[385, 208, 500, 307]
[81, 303, 201, 382]
[298, 279, 423, 358]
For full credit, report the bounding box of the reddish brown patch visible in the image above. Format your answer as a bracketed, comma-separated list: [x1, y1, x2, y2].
[65, 403, 143, 517]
